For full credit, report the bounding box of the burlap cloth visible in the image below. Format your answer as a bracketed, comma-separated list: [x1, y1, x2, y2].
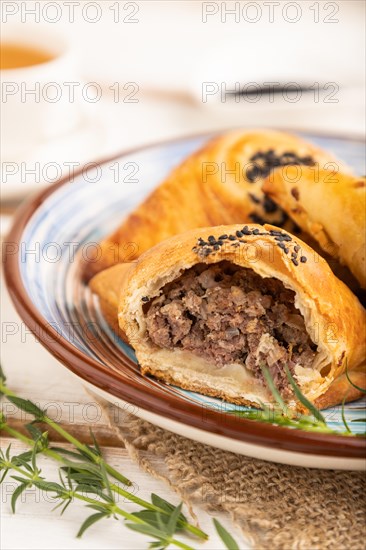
[100, 399, 366, 550]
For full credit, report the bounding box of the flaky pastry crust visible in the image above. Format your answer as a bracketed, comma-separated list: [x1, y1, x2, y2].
[118, 224, 366, 409]
[83, 129, 342, 280]
[263, 168, 366, 288]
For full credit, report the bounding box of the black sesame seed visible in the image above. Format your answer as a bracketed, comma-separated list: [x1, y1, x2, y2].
[284, 247, 289, 254]
[292, 258, 299, 266]
[291, 187, 300, 201]
[249, 193, 261, 204]
[236, 230, 244, 237]
[246, 166, 262, 183]
[228, 235, 236, 241]
[247, 150, 315, 183]
[219, 234, 228, 240]
[294, 245, 300, 253]
[217, 240, 224, 246]
[300, 256, 307, 263]
[208, 235, 215, 243]
[274, 234, 292, 242]
[142, 296, 149, 302]
[263, 195, 278, 214]
[242, 226, 252, 235]
[301, 155, 314, 165]
[278, 212, 289, 227]
[249, 213, 266, 225]
[252, 229, 260, 235]
[213, 244, 220, 250]
[202, 247, 212, 256]
[250, 152, 263, 161]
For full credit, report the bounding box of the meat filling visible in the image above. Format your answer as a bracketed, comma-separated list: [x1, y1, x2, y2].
[145, 262, 317, 396]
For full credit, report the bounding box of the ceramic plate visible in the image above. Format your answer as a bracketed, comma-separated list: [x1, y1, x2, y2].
[5, 131, 366, 470]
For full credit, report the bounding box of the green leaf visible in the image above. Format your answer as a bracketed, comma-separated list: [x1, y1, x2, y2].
[11, 475, 31, 484]
[12, 458, 33, 473]
[261, 365, 287, 410]
[7, 396, 44, 418]
[77, 512, 108, 538]
[74, 484, 107, 497]
[213, 519, 240, 550]
[166, 503, 183, 537]
[50, 447, 85, 460]
[89, 429, 102, 456]
[33, 480, 65, 494]
[341, 394, 351, 433]
[149, 542, 168, 550]
[99, 462, 114, 503]
[86, 503, 110, 513]
[0, 363, 7, 387]
[60, 461, 102, 476]
[132, 510, 164, 530]
[0, 469, 9, 483]
[66, 472, 102, 486]
[11, 483, 29, 512]
[51, 498, 72, 515]
[151, 494, 176, 513]
[345, 366, 366, 394]
[13, 451, 33, 464]
[284, 365, 326, 423]
[25, 423, 43, 440]
[125, 522, 167, 540]
[150, 494, 187, 529]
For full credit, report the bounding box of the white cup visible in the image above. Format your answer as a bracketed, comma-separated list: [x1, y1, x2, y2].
[0, 25, 81, 159]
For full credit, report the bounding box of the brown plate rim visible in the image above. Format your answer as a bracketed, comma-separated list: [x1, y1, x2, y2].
[3, 130, 366, 460]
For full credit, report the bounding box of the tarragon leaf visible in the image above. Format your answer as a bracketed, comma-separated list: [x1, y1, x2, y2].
[89, 429, 102, 456]
[25, 423, 43, 440]
[151, 494, 187, 527]
[77, 512, 108, 538]
[213, 518, 240, 550]
[345, 366, 366, 394]
[285, 365, 326, 423]
[166, 503, 183, 537]
[11, 482, 28, 513]
[124, 522, 167, 540]
[33, 480, 65, 495]
[7, 396, 44, 418]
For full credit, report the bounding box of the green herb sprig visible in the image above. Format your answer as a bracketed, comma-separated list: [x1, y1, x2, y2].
[0, 366, 208, 548]
[228, 364, 366, 436]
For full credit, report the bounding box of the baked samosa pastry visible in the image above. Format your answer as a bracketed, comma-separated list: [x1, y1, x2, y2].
[118, 224, 366, 409]
[263, 168, 366, 289]
[89, 263, 131, 342]
[84, 129, 342, 280]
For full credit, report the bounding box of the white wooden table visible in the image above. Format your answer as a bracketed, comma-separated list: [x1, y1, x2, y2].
[1, 3, 364, 546]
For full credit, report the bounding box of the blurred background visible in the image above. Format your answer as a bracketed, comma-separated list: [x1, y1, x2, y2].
[1, 0, 365, 206]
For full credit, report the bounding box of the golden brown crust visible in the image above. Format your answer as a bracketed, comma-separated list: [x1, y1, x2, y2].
[314, 369, 366, 410]
[140, 364, 264, 408]
[118, 224, 366, 408]
[83, 129, 342, 280]
[263, 168, 366, 288]
[89, 263, 133, 343]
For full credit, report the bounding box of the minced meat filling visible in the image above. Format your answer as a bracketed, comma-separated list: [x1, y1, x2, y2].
[145, 261, 317, 396]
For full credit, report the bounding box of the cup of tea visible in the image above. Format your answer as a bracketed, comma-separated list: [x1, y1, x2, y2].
[0, 25, 81, 159]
